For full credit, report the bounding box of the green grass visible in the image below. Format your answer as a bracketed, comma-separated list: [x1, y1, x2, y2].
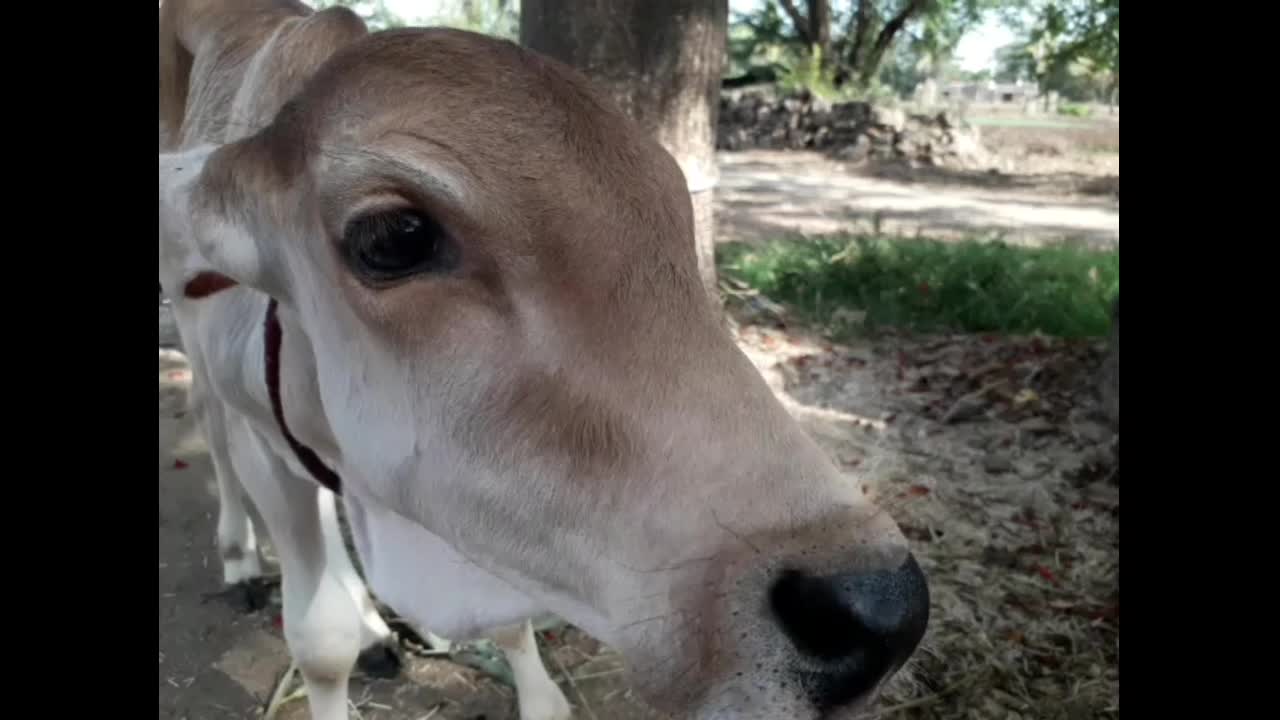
[1057, 102, 1094, 118]
[717, 234, 1119, 339]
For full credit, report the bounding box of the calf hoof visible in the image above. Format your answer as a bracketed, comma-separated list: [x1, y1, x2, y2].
[356, 642, 404, 679]
[201, 576, 278, 614]
[236, 577, 277, 613]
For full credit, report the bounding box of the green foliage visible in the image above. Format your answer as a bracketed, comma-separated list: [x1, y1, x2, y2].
[718, 234, 1119, 338]
[1057, 101, 1091, 117]
[308, 0, 406, 31]
[307, 0, 519, 38]
[430, 0, 520, 39]
[727, 1, 793, 77]
[1000, 0, 1118, 101]
[729, 1, 1023, 97]
[995, 41, 1036, 83]
[774, 44, 839, 96]
[772, 45, 876, 101]
[902, 0, 1003, 73]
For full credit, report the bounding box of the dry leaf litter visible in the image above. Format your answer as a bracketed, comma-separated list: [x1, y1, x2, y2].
[729, 299, 1119, 720]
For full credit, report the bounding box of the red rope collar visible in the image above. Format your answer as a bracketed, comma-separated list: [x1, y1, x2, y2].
[179, 273, 343, 495]
[264, 298, 343, 495]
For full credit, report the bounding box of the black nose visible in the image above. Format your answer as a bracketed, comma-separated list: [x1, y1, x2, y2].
[768, 553, 930, 710]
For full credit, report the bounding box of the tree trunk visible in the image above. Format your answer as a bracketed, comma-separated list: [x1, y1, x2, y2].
[858, 0, 928, 86]
[778, 0, 812, 44]
[520, 0, 728, 300]
[779, 0, 830, 63]
[842, 0, 873, 83]
[809, 0, 832, 64]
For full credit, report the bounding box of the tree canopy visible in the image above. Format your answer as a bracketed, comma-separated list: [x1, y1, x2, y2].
[308, 0, 1118, 103]
[1001, 0, 1118, 101]
[727, 0, 1116, 101]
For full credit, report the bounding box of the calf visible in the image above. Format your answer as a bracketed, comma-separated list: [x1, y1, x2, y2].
[158, 2, 929, 719]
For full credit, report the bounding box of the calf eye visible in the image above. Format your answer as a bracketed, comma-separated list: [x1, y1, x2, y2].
[340, 208, 458, 285]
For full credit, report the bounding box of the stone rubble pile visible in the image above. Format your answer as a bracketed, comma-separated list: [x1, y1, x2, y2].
[717, 89, 990, 169]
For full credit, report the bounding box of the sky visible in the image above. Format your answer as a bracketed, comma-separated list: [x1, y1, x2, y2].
[382, 0, 1013, 72]
[952, 15, 1016, 73]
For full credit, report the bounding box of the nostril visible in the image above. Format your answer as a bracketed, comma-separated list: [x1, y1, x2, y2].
[768, 554, 931, 708]
[769, 569, 872, 661]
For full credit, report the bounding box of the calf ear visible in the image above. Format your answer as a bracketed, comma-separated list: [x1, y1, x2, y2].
[159, 140, 292, 301]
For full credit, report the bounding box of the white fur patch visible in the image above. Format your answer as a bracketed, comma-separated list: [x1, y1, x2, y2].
[494, 621, 572, 720]
[341, 493, 547, 641]
[159, 144, 268, 295]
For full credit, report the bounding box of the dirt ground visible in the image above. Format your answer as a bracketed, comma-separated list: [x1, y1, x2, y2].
[713, 114, 1119, 249]
[160, 118, 1118, 719]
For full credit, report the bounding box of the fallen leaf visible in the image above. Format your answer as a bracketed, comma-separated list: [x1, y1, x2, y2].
[1014, 388, 1040, 407]
[1033, 564, 1058, 584]
[908, 485, 931, 496]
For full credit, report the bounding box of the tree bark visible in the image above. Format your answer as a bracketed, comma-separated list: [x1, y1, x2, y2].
[842, 0, 874, 82]
[778, 0, 812, 45]
[521, 0, 729, 300]
[809, 0, 831, 63]
[858, 0, 929, 85]
[778, 0, 832, 65]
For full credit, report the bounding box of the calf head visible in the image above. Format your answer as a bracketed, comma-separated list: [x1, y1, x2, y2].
[160, 27, 928, 720]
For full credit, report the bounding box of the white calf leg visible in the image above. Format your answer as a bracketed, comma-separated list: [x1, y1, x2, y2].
[492, 620, 572, 720]
[213, 452, 264, 584]
[229, 420, 362, 720]
[194, 372, 264, 585]
[317, 488, 401, 672]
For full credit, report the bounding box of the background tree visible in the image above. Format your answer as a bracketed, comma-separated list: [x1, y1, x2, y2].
[521, 0, 730, 299]
[777, 1, 834, 66]
[438, 0, 521, 39]
[999, 0, 1118, 103]
[308, 0, 406, 30]
[730, 0, 1008, 95]
[310, 0, 520, 38]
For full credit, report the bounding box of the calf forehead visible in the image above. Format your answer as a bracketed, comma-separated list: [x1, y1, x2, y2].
[291, 28, 684, 203]
[303, 29, 596, 136]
